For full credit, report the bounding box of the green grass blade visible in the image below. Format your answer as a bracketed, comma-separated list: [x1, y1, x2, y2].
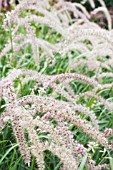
[0, 144, 18, 165]
[0, 140, 8, 144]
[78, 153, 88, 170]
[54, 161, 62, 170]
[9, 156, 22, 170]
[110, 158, 113, 170]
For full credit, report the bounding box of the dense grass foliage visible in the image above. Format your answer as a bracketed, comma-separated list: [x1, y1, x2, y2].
[0, 0, 113, 170]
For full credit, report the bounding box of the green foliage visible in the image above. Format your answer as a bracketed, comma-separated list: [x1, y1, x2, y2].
[104, 0, 113, 7]
[0, 1, 113, 170]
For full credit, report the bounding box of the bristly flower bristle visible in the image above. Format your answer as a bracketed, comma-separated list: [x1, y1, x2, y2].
[0, 0, 113, 169]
